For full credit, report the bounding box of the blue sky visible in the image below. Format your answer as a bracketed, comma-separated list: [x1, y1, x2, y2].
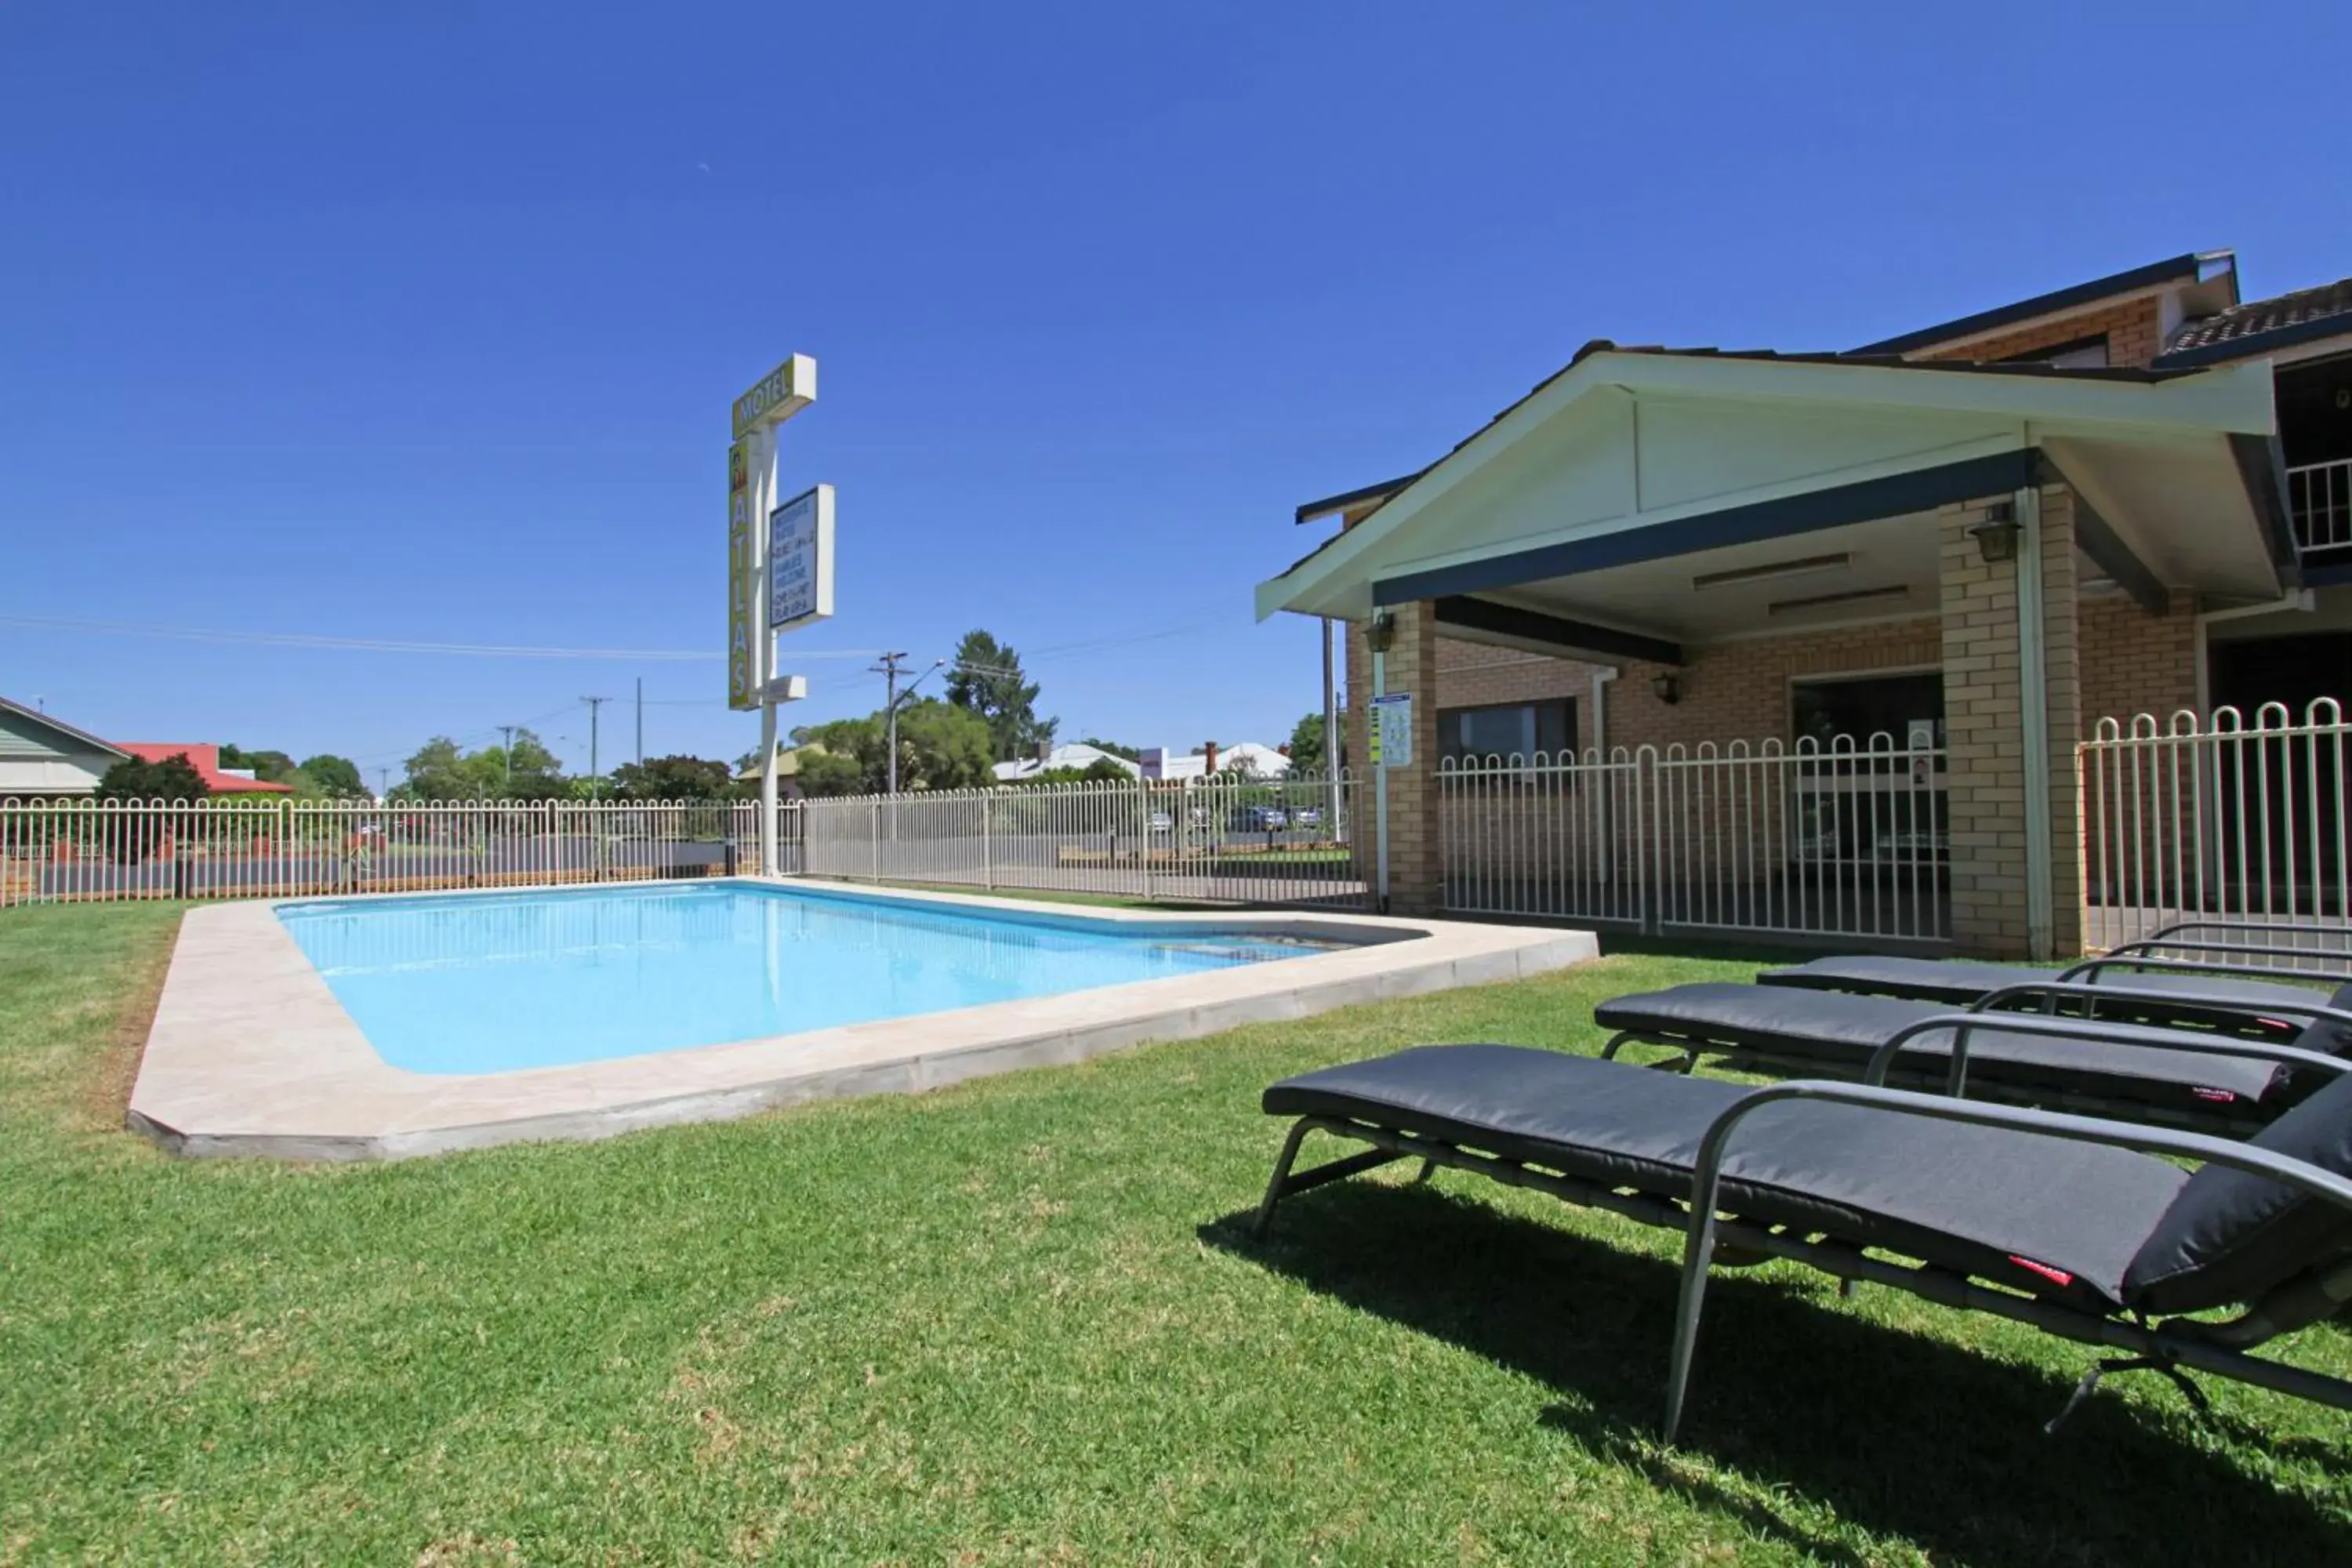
[4, 4, 2347, 784]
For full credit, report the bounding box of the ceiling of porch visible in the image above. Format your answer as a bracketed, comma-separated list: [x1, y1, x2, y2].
[1469, 511, 1941, 653]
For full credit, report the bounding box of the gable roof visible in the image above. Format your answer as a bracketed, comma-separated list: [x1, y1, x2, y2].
[1277, 343, 2230, 583]
[0, 695, 130, 760]
[1849, 251, 2235, 356]
[2157, 276, 2352, 368]
[1261, 345, 2281, 624]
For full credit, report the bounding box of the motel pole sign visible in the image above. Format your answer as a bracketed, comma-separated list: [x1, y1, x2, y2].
[727, 351, 829, 876]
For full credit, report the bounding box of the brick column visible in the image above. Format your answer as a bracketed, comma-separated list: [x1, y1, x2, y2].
[1381, 601, 1444, 914]
[1939, 485, 2085, 958]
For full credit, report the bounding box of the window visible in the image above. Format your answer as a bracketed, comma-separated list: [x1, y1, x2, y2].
[1439, 699, 1575, 764]
[1791, 672, 1942, 750]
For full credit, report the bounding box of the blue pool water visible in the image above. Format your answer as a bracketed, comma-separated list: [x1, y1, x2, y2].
[274, 882, 1323, 1074]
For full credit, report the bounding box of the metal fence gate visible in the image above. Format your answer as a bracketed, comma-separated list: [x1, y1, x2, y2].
[2081, 700, 2348, 952]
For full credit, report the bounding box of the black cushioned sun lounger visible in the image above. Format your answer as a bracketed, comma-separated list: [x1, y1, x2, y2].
[1254, 1045, 2352, 1439]
[1757, 953, 2352, 1035]
[1593, 982, 2348, 1129]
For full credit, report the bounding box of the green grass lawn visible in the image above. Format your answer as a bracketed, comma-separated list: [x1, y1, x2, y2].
[3, 904, 2349, 1564]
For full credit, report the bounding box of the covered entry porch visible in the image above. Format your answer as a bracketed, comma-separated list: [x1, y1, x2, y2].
[1260, 346, 2292, 957]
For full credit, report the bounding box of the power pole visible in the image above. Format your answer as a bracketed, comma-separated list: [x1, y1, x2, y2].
[869, 652, 909, 794]
[496, 724, 518, 789]
[581, 695, 611, 795]
[634, 675, 644, 765]
[374, 765, 390, 800]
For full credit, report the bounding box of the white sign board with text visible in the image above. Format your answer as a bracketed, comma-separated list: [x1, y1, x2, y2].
[768, 483, 836, 634]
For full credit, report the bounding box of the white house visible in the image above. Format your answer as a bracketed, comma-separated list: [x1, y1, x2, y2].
[990, 742, 1145, 783]
[1137, 742, 1292, 781]
[0, 696, 129, 797]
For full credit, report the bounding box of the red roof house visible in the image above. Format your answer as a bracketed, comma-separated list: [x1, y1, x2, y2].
[115, 743, 296, 794]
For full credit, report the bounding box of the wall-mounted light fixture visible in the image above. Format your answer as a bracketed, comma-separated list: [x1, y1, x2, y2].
[1652, 672, 1681, 705]
[1968, 500, 2021, 564]
[1364, 608, 1396, 653]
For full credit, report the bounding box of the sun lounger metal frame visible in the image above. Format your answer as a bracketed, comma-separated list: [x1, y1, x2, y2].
[1599, 979, 2352, 1130]
[1253, 1068, 2352, 1443]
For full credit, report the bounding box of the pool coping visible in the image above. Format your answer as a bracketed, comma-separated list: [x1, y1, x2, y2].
[127, 877, 1599, 1160]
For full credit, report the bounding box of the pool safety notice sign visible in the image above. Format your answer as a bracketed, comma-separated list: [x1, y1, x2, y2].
[1369, 692, 1413, 768]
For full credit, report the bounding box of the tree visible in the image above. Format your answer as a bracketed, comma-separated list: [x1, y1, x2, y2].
[794, 701, 995, 795]
[891, 699, 996, 790]
[1022, 757, 1135, 787]
[401, 737, 474, 800]
[96, 753, 210, 804]
[219, 745, 299, 784]
[793, 748, 869, 798]
[945, 629, 1055, 760]
[499, 728, 568, 800]
[610, 755, 737, 800]
[93, 753, 210, 862]
[399, 731, 569, 800]
[1287, 712, 1346, 776]
[299, 753, 368, 799]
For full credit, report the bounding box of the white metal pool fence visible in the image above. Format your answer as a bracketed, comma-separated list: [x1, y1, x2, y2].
[0, 771, 1365, 911]
[796, 770, 1365, 907]
[2082, 699, 2349, 952]
[0, 797, 766, 908]
[1440, 734, 1951, 943]
[11, 704, 2345, 959]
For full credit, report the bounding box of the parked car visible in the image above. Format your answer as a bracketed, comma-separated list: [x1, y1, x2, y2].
[1232, 805, 1288, 832]
[1145, 811, 1173, 833]
[1293, 807, 1321, 829]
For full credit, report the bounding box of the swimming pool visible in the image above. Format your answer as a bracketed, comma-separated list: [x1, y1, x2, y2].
[275, 881, 1323, 1074]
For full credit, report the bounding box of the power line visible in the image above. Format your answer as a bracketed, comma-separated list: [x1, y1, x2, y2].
[0, 612, 885, 663]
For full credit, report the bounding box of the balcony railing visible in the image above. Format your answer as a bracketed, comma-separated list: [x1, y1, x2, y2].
[2289, 457, 2351, 561]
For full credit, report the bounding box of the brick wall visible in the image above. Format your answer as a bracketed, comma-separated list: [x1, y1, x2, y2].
[2080, 592, 2200, 731]
[1432, 640, 1606, 750]
[1610, 620, 1944, 753]
[1915, 296, 2165, 369]
[1418, 621, 1944, 756]
[1939, 486, 2085, 956]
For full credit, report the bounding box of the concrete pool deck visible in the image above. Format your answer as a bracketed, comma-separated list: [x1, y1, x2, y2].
[128, 877, 1598, 1160]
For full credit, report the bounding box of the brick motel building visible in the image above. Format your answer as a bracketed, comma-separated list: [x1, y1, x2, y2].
[1258, 252, 2352, 958]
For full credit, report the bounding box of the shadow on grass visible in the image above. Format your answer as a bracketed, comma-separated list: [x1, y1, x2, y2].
[1200, 1181, 2352, 1568]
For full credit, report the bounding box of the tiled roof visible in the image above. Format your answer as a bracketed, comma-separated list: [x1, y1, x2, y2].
[2161, 278, 2352, 363]
[117, 742, 296, 793]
